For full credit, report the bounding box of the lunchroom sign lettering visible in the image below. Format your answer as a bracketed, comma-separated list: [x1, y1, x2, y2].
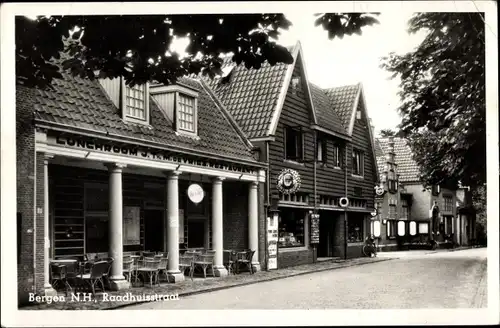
[52, 135, 256, 174]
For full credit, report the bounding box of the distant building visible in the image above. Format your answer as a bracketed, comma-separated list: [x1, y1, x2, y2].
[373, 136, 476, 251]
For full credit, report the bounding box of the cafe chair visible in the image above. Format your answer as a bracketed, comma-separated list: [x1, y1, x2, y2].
[236, 250, 255, 274]
[50, 263, 72, 295]
[77, 260, 109, 295]
[137, 257, 160, 287]
[122, 258, 134, 283]
[223, 251, 237, 275]
[179, 255, 194, 281]
[193, 253, 215, 279]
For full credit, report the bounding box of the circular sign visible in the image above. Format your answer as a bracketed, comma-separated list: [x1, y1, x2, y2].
[374, 185, 385, 196]
[370, 211, 377, 217]
[187, 183, 204, 204]
[339, 197, 349, 207]
[277, 169, 301, 195]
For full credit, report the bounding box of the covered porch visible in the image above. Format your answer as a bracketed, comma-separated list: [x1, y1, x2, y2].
[37, 131, 265, 295]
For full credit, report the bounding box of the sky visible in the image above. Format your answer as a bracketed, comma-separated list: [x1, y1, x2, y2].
[170, 9, 428, 135]
[276, 10, 427, 135]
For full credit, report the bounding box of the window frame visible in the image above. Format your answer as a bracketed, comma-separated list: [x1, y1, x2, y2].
[175, 92, 198, 136]
[352, 148, 364, 177]
[121, 80, 150, 125]
[277, 208, 308, 249]
[332, 144, 341, 168]
[386, 220, 397, 239]
[443, 195, 453, 212]
[284, 125, 304, 162]
[316, 137, 327, 163]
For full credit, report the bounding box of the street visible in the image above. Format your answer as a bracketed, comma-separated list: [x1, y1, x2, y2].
[129, 248, 487, 310]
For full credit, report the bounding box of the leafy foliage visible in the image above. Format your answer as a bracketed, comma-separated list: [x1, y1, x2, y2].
[314, 13, 380, 39]
[381, 13, 485, 189]
[16, 13, 379, 89]
[379, 129, 396, 137]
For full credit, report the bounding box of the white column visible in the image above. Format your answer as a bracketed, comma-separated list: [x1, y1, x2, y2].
[107, 163, 129, 290]
[166, 171, 184, 282]
[248, 181, 260, 272]
[212, 177, 228, 277]
[43, 154, 57, 296]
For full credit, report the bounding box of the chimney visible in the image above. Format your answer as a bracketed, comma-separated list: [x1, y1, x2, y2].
[387, 135, 396, 165]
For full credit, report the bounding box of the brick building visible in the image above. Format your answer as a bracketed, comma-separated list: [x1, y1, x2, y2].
[373, 136, 476, 250]
[16, 73, 267, 305]
[209, 42, 379, 267]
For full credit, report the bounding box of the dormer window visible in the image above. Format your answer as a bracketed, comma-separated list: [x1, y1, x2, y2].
[122, 81, 150, 124]
[177, 93, 197, 133]
[149, 83, 199, 137]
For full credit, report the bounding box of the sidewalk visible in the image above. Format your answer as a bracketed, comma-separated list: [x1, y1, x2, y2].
[21, 256, 392, 310]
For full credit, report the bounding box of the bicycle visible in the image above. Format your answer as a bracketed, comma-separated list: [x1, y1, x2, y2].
[362, 243, 377, 257]
[428, 239, 438, 251]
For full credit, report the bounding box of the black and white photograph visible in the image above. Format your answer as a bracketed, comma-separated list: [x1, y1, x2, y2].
[1, 1, 498, 326]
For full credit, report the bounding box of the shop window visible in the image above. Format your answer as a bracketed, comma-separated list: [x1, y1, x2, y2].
[332, 144, 341, 167]
[387, 220, 397, 238]
[123, 82, 149, 124]
[278, 208, 305, 247]
[347, 215, 364, 243]
[409, 221, 417, 236]
[443, 195, 453, 212]
[352, 149, 364, 176]
[371, 220, 381, 237]
[85, 216, 109, 253]
[84, 184, 109, 213]
[84, 184, 109, 253]
[284, 126, 304, 162]
[418, 222, 429, 234]
[316, 137, 327, 163]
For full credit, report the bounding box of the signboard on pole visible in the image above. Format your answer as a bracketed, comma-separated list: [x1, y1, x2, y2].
[267, 213, 279, 270]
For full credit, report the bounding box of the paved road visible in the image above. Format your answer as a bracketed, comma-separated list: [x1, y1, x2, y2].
[130, 248, 487, 309]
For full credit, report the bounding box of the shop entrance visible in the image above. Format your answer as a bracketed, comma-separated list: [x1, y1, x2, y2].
[318, 214, 335, 258]
[144, 209, 164, 252]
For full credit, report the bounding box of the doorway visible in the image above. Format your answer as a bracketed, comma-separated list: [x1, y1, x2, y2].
[145, 209, 164, 252]
[318, 213, 335, 258]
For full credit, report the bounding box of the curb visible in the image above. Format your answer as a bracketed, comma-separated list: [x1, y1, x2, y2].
[107, 258, 395, 310]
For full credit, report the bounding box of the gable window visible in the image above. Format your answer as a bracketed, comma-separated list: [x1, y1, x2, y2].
[316, 137, 327, 163]
[150, 83, 199, 136]
[333, 144, 341, 167]
[177, 93, 196, 133]
[443, 195, 453, 212]
[388, 204, 397, 219]
[123, 83, 149, 123]
[431, 185, 441, 196]
[285, 126, 304, 161]
[388, 170, 398, 193]
[352, 148, 364, 176]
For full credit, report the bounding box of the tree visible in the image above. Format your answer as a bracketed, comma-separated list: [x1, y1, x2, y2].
[379, 129, 396, 137]
[381, 13, 486, 189]
[16, 13, 379, 89]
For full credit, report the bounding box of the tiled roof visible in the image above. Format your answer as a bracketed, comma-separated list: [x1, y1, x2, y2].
[207, 55, 290, 139]
[21, 72, 260, 165]
[376, 137, 421, 183]
[324, 84, 360, 130]
[309, 83, 349, 137]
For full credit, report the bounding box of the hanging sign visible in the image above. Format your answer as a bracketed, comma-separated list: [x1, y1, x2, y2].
[187, 183, 204, 204]
[374, 185, 385, 196]
[267, 213, 279, 270]
[310, 213, 320, 244]
[277, 169, 301, 195]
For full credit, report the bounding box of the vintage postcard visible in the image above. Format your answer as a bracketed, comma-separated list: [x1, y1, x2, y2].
[1, 1, 498, 326]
